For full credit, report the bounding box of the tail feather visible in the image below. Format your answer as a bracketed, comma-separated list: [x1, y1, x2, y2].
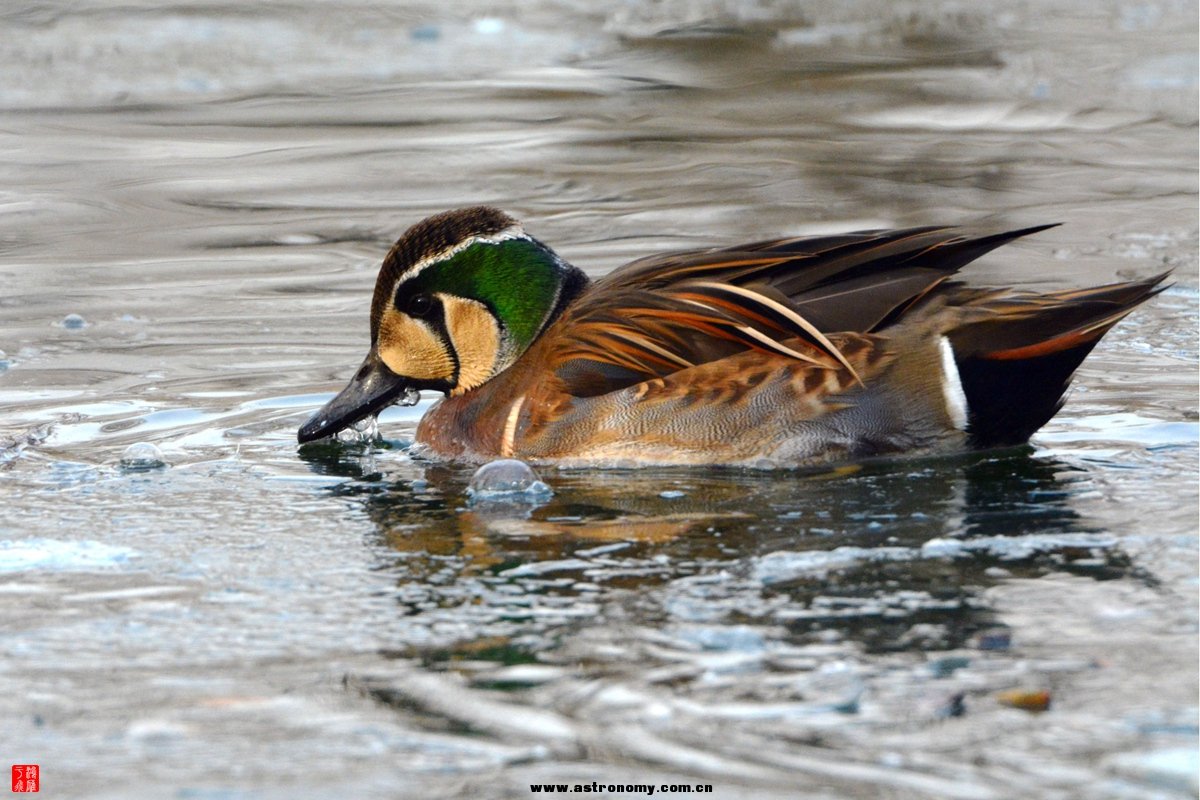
[948, 273, 1169, 448]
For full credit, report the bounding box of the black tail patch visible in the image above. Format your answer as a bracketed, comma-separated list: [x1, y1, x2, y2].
[950, 272, 1169, 448]
[957, 341, 1102, 448]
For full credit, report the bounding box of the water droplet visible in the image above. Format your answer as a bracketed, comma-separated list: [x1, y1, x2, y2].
[59, 313, 88, 329]
[338, 415, 378, 443]
[467, 459, 553, 503]
[399, 387, 422, 407]
[119, 442, 167, 471]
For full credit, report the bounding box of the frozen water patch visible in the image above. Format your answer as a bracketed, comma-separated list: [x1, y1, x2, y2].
[846, 103, 1139, 132]
[1124, 53, 1199, 90]
[921, 533, 1117, 560]
[1105, 747, 1200, 795]
[500, 559, 593, 578]
[751, 532, 1122, 586]
[753, 546, 914, 585]
[1039, 413, 1199, 448]
[0, 539, 137, 573]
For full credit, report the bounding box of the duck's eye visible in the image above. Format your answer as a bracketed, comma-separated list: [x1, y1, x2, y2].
[407, 293, 435, 318]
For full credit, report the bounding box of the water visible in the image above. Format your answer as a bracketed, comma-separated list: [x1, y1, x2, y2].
[1, 1, 1197, 798]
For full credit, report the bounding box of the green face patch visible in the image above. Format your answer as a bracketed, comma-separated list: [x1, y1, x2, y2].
[398, 239, 563, 349]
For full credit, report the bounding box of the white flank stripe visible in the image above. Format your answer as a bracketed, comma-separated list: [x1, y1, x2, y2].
[939, 337, 969, 430]
[501, 395, 526, 458]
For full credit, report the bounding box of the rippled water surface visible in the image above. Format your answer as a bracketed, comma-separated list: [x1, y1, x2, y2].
[1, 2, 1197, 798]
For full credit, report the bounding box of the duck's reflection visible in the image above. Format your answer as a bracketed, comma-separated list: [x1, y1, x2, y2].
[299, 442, 1125, 653]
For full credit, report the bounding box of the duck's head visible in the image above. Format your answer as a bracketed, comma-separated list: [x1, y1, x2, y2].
[298, 206, 588, 443]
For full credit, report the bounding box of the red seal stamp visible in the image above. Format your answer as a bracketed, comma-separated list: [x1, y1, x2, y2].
[10, 765, 39, 793]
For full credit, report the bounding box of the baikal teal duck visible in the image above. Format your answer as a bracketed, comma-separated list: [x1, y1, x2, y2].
[298, 207, 1166, 467]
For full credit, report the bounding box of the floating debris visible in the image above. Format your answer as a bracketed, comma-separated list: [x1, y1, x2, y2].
[119, 442, 167, 471]
[927, 656, 972, 678]
[974, 629, 1012, 651]
[996, 689, 1051, 712]
[935, 692, 967, 719]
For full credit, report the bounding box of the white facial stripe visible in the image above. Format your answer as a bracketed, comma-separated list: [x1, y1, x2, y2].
[939, 336, 969, 431]
[399, 225, 527, 286]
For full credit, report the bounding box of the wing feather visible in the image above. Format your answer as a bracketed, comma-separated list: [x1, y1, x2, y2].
[537, 224, 1058, 397]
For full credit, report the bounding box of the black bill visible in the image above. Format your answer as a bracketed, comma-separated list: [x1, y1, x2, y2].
[298, 351, 410, 443]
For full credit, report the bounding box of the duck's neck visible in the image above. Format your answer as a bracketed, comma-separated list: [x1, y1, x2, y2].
[451, 237, 589, 360]
[524, 243, 590, 348]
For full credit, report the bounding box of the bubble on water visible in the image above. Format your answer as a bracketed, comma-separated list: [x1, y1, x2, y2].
[59, 313, 88, 329]
[659, 489, 686, 499]
[467, 459, 553, 503]
[119, 442, 167, 471]
[0, 349, 9, 371]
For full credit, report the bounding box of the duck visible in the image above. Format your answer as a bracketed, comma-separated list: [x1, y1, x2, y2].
[297, 206, 1166, 467]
